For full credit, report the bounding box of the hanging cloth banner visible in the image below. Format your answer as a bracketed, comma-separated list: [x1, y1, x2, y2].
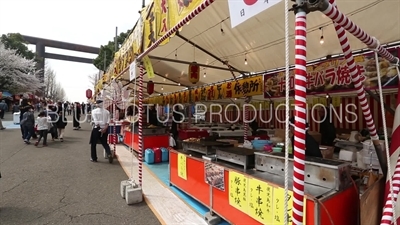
[143, 56, 155, 79]
[227, 0, 282, 28]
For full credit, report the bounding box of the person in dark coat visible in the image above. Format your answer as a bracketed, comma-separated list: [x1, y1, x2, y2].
[319, 107, 337, 146]
[148, 105, 158, 126]
[289, 117, 322, 158]
[56, 111, 67, 142]
[73, 103, 81, 130]
[171, 106, 183, 142]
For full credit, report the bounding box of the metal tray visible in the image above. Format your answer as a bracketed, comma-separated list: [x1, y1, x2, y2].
[254, 152, 352, 191]
[214, 147, 256, 171]
[182, 141, 232, 155]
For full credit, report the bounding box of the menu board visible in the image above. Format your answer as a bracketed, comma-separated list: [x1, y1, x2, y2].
[228, 171, 248, 213]
[177, 153, 187, 180]
[248, 178, 273, 224]
[273, 187, 306, 225]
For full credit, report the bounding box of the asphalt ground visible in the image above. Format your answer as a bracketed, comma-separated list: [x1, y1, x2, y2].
[0, 112, 161, 225]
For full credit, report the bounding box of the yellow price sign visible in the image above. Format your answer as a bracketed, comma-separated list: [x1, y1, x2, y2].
[177, 153, 187, 180]
[248, 178, 273, 224]
[228, 171, 248, 213]
[273, 187, 306, 225]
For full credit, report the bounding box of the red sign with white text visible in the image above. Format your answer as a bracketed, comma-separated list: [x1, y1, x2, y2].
[264, 47, 399, 98]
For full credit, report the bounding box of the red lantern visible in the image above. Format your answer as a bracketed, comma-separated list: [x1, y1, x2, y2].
[147, 80, 154, 95]
[188, 62, 200, 84]
[86, 89, 92, 99]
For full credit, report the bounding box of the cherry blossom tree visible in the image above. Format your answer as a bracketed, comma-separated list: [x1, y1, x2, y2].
[0, 43, 43, 93]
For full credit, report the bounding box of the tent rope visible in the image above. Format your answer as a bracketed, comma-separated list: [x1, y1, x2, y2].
[373, 44, 397, 225]
[284, 0, 291, 223]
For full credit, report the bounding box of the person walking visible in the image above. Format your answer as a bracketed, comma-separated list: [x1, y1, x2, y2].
[0, 100, 8, 119]
[56, 111, 67, 142]
[89, 100, 113, 163]
[0, 117, 5, 130]
[73, 102, 81, 130]
[35, 111, 51, 147]
[19, 99, 31, 139]
[21, 106, 35, 144]
[45, 105, 58, 141]
[12, 102, 19, 113]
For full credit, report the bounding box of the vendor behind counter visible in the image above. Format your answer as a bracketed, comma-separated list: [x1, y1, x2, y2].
[289, 117, 322, 158]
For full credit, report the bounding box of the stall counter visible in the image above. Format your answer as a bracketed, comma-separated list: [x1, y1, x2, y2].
[123, 131, 169, 152]
[169, 149, 358, 225]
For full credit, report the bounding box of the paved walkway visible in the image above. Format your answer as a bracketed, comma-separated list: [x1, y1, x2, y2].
[0, 112, 161, 225]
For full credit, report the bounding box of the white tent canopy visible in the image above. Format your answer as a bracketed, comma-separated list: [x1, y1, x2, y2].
[120, 0, 399, 99]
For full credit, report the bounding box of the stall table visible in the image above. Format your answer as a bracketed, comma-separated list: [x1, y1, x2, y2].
[211, 130, 252, 137]
[169, 149, 358, 225]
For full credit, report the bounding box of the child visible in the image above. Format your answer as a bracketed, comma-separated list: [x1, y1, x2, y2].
[21, 106, 35, 144]
[56, 111, 67, 142]
[35, 111, 51, 147]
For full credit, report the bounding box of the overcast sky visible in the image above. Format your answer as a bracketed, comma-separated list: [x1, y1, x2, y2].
[0, 0, 150, 102]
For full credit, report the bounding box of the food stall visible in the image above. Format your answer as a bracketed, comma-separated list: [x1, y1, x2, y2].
[96, 0, 400, 223]
[169, 147, 358, 224]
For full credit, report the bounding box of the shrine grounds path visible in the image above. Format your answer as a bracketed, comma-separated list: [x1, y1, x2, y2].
[0, 113, 161, 225]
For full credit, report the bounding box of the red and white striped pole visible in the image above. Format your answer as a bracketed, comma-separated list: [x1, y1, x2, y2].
[138, 64, 144, 186]
[136, 0, 216, 61]
[320, 1, 399, 64]
[380, 83, 400, 225]
[292, 9, 307, 225]
[327, 0, 380, 140]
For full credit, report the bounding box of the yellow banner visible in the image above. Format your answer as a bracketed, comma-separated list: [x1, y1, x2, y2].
[248, 178, 274, 224]
[225, 76, 263, 99]
[143, 56, 155, 79]
[168, 0, 203, 28]
[182, 91, 189, 104]
[228, 171, 248, 213]
[319, 97, 327, 106]
[332, 96, 341, 107]
[154, 0, 170, 46]
[177, 153, 187, 180]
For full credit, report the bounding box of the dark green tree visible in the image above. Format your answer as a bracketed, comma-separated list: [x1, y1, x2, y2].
[0, 33, 36, 60]
[93, 29, 132, 71]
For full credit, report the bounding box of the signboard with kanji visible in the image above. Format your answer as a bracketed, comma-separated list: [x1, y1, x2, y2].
[264, 47, 399, 98]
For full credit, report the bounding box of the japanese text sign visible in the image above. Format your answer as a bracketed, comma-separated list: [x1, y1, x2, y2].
[228, 171, 248, 213]
[248, 178, 273, 224]
[226, 76, 263, 99]
[264, 48, 399, 98]
[177, 153, 187, 180]
[273, 186, 306, 225]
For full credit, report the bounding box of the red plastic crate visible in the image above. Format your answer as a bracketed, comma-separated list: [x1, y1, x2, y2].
[123, 131, 169, 152]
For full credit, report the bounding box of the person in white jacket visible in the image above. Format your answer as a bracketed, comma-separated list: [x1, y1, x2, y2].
[35, 111, 51, 147]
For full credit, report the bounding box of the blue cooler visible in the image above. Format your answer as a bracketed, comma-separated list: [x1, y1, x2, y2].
[145, 148, 155, 164]
[160, 147, 169, 162]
